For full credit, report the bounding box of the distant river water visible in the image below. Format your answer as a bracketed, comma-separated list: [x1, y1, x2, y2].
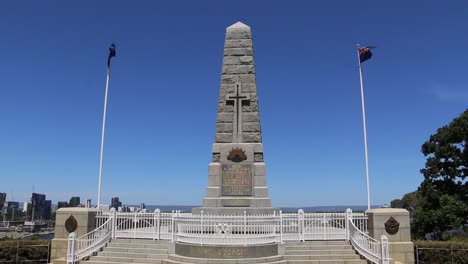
[21, 232, 55, 240]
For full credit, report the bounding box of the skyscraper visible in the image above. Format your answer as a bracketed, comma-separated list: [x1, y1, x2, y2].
[0, 193, 6, 210]
[69, 197, 80, 207]
[111, 197, 122, 210]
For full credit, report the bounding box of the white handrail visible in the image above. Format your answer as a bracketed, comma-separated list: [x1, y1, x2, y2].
[67, 216, 113, 264]
[347, 209, 389, 264]
[106, 209, 367, 246]
[66, 208, 371, 262]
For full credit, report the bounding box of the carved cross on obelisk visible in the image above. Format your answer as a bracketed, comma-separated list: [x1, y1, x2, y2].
[226, 82, 250, 143]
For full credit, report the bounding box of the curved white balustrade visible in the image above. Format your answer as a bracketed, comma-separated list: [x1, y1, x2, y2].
[67, 208, 373, 264]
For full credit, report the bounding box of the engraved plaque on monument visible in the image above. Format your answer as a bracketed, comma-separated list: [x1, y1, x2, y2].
[221, 164, 253, 196]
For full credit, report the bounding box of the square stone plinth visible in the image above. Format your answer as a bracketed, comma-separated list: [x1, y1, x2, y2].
[51, 208, 99, 261]
[366, 208, 411, 242]
[366, 208, 414, 264]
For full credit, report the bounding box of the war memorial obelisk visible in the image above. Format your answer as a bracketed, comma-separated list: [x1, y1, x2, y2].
[193, 21, 275, 215]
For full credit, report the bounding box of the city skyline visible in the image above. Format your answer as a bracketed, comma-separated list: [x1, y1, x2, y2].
[1, 1, 467, 206]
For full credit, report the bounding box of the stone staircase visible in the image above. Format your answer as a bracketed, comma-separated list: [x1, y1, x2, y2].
[283, 241, 367, 263]
[80, 239, 367, 264]
[80, 238, 170, 264]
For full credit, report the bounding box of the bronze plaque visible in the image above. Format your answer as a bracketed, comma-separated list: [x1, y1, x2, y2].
[227, 147, 247, 162]
[221, 164, 253, 196]
[65, 215, 78, 233]
[385, 216, 400, 235]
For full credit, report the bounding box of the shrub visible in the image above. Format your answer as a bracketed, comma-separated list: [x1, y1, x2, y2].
[414, 240, 468, 264]
[0, 240, 49, 263]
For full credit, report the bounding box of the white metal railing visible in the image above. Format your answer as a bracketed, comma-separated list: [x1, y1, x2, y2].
[67, 210, 114, 264]
[346, 208, 389, 264]
[174, 211, 278, 245]
[66, 208, 371, 263]
[100, 208, 367, 245]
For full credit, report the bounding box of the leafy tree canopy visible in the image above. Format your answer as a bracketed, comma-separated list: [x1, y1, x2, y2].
[415, 109, 468, 239]
[393, 110, 468, 239]
[420, 110, 468, 200]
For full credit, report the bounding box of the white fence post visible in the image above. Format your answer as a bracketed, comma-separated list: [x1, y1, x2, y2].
[200, 210, 204, 245]
[279, 210, 283, 243]
[111, 208, 117, 239]
[133, 211, 137, 238]
[298, 209, 304, 242]
[345, 208, 352, 241]
[66, 232, 76, 264]
[322, 213, 327, 240]
[244, 211, 247, 246]
[155, 209, 160, 240]
[273, 211, 277, 243]
[171, 210, 175, 242]
[380, 235, 389, 264]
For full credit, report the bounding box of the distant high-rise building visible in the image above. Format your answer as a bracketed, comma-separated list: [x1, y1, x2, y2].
[57, 201, 68, 209]
[111, 197, 122, 210]
[0, 193, 6, 209]
[69, 197, 80, 207]
[4, 201, 19, 219]
[43, 200, 52, 219]
[85, 199, 92, 208]
[30, 193, 52, 220]
[4, 201, 19, 209]
[23, 201, 31, 214]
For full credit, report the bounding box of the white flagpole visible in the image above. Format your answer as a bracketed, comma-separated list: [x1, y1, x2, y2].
[97, 63, 111, 209]
[356, 44, 371, 211]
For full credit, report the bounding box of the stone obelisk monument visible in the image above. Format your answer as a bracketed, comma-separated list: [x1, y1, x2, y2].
[194, 22, 274, 214]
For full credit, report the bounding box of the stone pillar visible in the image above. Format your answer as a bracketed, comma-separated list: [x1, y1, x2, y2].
[367, 208, 414, 264]
[50, 208, 99, 264]
[193, 21, 276, 215]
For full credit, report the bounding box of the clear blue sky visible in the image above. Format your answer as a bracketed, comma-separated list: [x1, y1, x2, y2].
[1, 1, 467, 207]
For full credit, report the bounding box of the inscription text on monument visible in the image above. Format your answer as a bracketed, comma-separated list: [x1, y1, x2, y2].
[221, 164, 253, 196]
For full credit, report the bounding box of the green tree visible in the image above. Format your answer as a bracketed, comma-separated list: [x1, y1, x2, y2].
[390, 198, 403, 208]
[414, 109, 468, 239]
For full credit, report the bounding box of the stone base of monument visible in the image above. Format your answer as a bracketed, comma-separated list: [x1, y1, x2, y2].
[174, 243, 281, 259]
[192, 207, 279, 215]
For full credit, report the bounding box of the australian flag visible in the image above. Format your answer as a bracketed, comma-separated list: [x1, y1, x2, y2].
[359, 47, 373, 63]
[107, 43, 116, 67]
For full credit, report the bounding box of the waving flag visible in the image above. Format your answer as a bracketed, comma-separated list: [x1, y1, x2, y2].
[107, 43, 116, 67]
[359, 47, 373, 63]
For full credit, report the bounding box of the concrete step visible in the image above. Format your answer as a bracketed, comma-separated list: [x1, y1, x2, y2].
[99, 251, 169, 259]
[104, 246, 169, 254]
[165, 254, 285, 264]
[162, 259, 286, 264]
[87, 255, 165, 263]
[286, 260, 367, 264]
[284, 254, 361, 261]
[83, 261, 163, 264]
[113, 238, 171, 244]
[161, 259, 286, 264]
[285, 245, 352, 250]
[108, 242, 169, 249]
[285, 249, 356, 255]
[284, 241, 351, 246]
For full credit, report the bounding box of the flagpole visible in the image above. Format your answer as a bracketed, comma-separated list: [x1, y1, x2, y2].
[97, 65, 110, 209]
[356, 44, 371, 211]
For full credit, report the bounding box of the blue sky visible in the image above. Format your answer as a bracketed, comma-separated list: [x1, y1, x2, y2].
[1, 1, 467, 207]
